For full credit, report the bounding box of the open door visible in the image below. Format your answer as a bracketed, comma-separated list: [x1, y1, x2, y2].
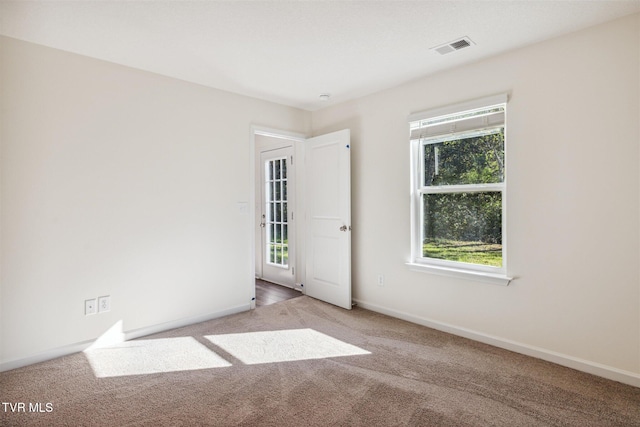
[304, 129, 352, 309]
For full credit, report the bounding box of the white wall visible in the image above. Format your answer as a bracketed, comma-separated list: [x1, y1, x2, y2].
[0, 36, 311, 366]
[312, 14, 640, 377]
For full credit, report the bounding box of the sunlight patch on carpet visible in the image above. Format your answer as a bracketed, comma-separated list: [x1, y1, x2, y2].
[205, 328, 370, 365]
[84, 336, 231, 377]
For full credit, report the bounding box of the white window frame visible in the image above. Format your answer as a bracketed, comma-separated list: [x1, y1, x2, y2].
[407, 94, 512, 286]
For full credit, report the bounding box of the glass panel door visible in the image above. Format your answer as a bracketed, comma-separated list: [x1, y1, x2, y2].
[259, 144, 295, 288]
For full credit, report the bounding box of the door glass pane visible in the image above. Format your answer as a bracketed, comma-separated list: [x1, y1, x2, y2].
[423, 128, 504, 186]
[275, 180, 281, 201]
[269, 200, 275, 221]
[275, 203, 281, 222]
[422, 192, 502, 267]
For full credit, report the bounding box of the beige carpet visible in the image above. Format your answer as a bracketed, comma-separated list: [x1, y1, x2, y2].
[1, 296, 639, 426]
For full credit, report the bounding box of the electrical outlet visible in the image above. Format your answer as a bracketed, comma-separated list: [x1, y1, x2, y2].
[377, 275, 384, 286]
[98, 296, 111, 313]
[85, 299, 97, 315]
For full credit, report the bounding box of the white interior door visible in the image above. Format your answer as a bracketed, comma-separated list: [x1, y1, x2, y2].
[260, 146, 295, 287]
[304, 129, 351, 309]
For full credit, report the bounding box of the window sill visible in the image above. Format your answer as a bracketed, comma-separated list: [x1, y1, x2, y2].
[406, 262, 513, 286]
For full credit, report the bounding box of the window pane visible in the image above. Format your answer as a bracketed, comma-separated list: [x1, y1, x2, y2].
[268, 244, 275, 263]
[275, 245, 281, 264]
[275, 180, 281, 201]
[423, 129, 504, 186]
[275, 203, 281, 222]
[422, 192, 502, 267]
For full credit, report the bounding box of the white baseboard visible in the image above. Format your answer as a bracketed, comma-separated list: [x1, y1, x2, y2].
[123, 303, 249, 341]
[353, 298, 640, 388]
[0, 303, 250, 373]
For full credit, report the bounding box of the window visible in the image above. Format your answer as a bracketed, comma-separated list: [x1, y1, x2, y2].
[265, 157, 289, 267]
[409, 95, 510, 284]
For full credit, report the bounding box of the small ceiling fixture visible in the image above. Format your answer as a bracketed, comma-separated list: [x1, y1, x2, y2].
[431, 36, 475, 55]
[319, 93, 331, 102]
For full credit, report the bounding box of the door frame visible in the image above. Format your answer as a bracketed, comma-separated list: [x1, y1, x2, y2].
[250, 126, 306, 307]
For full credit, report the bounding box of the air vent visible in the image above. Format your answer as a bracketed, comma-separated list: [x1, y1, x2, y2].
[431, 37, 475, 55]
[450, 39, 471, 50]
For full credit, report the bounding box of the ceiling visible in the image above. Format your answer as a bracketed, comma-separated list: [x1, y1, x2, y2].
[1, 1, 639, 111]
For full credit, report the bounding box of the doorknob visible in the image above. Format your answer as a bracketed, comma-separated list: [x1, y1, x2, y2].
[339, 225, 348, 232]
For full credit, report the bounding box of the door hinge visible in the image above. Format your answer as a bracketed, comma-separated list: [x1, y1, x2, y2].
[291, 155, 293, 165]
[292, 267, 295, 276]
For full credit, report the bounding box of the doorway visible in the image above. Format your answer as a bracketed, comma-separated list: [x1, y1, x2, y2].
[253, 129, 304, 302]
[251, 127, 352, 310]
